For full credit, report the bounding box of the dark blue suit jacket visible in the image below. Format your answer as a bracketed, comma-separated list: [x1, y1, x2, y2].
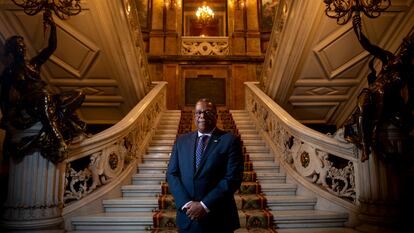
[166, 128, 244, 232]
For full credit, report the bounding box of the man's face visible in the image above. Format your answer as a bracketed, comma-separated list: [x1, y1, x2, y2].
[194, 100, 217, 133]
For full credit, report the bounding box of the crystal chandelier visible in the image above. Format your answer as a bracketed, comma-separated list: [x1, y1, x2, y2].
[12, 0, 82, 20]
[196, 5, 215, 24]
[324, 0, 391, 25]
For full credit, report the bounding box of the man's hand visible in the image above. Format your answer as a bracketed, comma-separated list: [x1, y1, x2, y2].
[185, 201, 207, 220]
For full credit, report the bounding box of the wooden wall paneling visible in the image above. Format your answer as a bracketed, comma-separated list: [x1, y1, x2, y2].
[164, 64, 179, 109]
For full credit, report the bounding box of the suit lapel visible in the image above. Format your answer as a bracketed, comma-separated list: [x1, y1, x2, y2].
[185, 132, 197, 177]
[194, 129, 224, 177]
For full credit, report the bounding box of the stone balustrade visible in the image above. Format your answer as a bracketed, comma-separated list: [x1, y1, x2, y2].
[244, 82, 359, 207]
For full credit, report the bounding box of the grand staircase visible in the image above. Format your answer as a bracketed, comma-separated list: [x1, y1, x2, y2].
[69, 109, 349, 232]
[230, 110, 348, 228]
[70, 110, 181, 232]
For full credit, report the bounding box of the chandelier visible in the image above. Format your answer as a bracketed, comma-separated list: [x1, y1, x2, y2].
[196, 5, 215, 24]
[12, 0, 82, 20]
[324, 0, 391, 25]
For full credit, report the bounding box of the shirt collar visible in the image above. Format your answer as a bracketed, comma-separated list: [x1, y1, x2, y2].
[198, 127, 215, 137]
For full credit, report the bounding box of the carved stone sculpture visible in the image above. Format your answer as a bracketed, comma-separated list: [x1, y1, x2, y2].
[0, 14, 86, 163]
[344, 15, 414, 162]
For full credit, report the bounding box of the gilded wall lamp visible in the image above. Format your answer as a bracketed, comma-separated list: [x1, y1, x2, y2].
[11, 0, 82, 23]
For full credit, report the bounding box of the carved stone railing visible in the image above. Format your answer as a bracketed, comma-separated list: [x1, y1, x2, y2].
[181, 36, 229, 55]
[244, 82, 360, 210]
[61, 82, 167, 209]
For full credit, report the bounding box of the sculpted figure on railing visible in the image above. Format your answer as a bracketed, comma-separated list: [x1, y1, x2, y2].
[344, 16, 414, 162]
[0, 13, 86, 163]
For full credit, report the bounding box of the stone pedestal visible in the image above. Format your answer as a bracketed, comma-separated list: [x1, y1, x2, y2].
[1, 150, 63, 232]
[356, 154, 401, 233]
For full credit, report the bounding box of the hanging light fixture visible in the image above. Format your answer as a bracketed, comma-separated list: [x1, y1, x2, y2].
[12, 0, 82, 20]
[196, 4, 215, 24]
[323, 0, 391, 25]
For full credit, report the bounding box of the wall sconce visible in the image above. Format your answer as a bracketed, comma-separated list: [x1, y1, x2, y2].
[323, 0, 390, 25]
[12, 0, 82, 21]
[165, 0, 176, 10]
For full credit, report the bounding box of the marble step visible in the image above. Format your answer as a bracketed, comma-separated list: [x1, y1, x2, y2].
[155, 210, 275, 229]
[155, 129, 179, 135]
[103, 197, 158, 212]
[245, 145, 270, 153]
[150, 139, 176, 145]
[247, 153, 275, 162]
[142, 153, 170, 162]
[236, 124, 257, 130]
[266, 195, 317, 211]
[138, 162, 168, 173]
[238, 129, 258, 134]
[152, 134, 177, 140]
[271, 210, 348, 228]
[147, 145, 173, 153]
[121, 185, 162, 197]
[132, 173, 166, 185]
[251, 161, 279, 172]
[242, 139, 266, 146]
[71, 212, 153, 231]
[155, 126, 178, 131]
[260, 183, 297, 195]
[255, 172, 286, 183]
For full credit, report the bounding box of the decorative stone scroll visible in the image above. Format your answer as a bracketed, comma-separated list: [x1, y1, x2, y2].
[181, 36, 229, 55]
[63, 84, 166, 205]
[245, 83, 358, 204]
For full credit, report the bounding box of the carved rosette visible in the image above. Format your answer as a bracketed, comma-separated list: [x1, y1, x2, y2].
[246, 88, 356, 203]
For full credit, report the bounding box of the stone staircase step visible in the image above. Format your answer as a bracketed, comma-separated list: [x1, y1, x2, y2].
[138, 162, 168, 173]
[266, 195, 317, 211]
[271, 210, 348, 228]
[252, 161, 279, 172]
[152, 134, 177, 140]
[121, 185, 162, 197]
[71, 212, 153, 231]
[155, 129, 179, 134]
[103, 197, 158, 212]
[260, 183, 297, 195]
[255, 172, 286, 183]
[242, 139, 266, 146]
[247, 153, 274, 161]
[238, 129, 259, 134]
[132, 173, 166, 185]
[147, 145, 173, 153]
[245, 145, 270, 153]
[143, 153, 170, 162]
[150, 139, 176, 145]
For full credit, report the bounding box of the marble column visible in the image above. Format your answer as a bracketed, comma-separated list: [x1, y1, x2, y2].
[1, 124, 63, 232]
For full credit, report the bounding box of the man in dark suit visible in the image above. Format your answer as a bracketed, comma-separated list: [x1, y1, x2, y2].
[167, 98, 244, 233]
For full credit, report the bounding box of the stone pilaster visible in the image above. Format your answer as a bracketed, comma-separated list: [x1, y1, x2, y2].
[231, 2, 246, 55]
[245, 0, 261, 55]
[149, 0, 165, 55]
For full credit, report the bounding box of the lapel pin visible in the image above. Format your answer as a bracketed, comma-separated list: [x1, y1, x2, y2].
[214, 140, 218, 143]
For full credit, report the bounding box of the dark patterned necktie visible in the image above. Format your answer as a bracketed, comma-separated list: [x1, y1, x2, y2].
[195, 135, 209, 169]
